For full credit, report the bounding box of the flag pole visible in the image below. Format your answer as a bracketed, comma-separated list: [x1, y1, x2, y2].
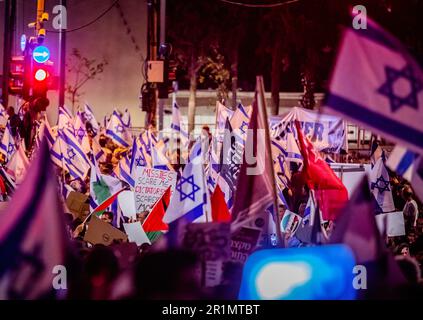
[256, 76, 282, 246]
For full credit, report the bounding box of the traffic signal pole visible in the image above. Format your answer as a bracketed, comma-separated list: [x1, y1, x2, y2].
[157, 0, 166, 132]
[1, 0, 16, 108]
[58, 0, 66, 108]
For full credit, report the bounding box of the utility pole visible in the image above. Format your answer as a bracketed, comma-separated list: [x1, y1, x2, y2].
[58, 0, 67, 108]
[157, 0, 166, 132]
[1, 0, 16, 108]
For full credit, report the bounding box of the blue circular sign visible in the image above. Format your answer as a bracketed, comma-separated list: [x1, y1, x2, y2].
[32, 46, 50, 63]
[20, 35, 27, 52]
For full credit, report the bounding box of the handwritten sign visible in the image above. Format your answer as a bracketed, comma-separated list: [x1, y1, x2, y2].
[231, 227, 261, 263]
[133, 167, 177, 213]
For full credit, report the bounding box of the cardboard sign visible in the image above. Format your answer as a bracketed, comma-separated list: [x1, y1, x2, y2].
[376, 211, 406, 237]
[118, 191, 137, 219]
[230, 227, 261, 264]
[84, 215, 128, 246]
[181, 222, 231, 287]
[66, 191, 90, 220]
[123, 222, 151, 246]
[280, 210, 302, 234]
[133, 167, 177, 213]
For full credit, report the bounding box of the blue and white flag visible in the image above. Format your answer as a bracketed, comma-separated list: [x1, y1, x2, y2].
[57, 105, 74, 132]
[171, 101, 189, 150]
[83, 103, 99, 134]
[387, 145, 423, 201]
[369, 155, 395, 213]
[121, 108, 131, 128]
[117, 156, 135, 188]
[5, 140, 29, 185]
[36, 116, 56, 149]
[152, 141, 173, 171]
[325, 18, 423, 155]
[91, 136, 106, 162]
[0, 103, 7, 127]
[0, 140, 69, 299]
[130, 137, 151, 173]
[51, 129, 90, 180]
[0, 124, 17, 163]
[106, 110, 131, 148]
[74, 111, 90, 154]
[163, 140, 211, 224]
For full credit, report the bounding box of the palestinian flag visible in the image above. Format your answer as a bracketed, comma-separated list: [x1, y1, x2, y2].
[143, 186, 171, 242]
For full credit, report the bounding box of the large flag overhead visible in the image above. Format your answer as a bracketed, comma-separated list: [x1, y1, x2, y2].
[163, 140, 211, 224]
[325, 18, 423, 155]
[369, 155, 395, 213]
[295, 120, 348, 221]
[231, 76, 280, 245]
[329, 177, 407, 296]
[106, 110, 132, 148]
[0, 141, 69, 299]
[0, 123, 17, 163]
[387, 145, 423, 201]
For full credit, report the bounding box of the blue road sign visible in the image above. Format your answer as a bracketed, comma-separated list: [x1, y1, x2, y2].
[20, 35, 27, 52]
[32, 46, 50, 64]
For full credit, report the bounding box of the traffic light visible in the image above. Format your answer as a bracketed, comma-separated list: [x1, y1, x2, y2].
[31, 62, 50, 99]
[8, 55, 30, 99]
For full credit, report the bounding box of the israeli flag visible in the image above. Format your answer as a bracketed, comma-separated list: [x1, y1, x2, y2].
[83, 103, 99, 134]
[57, 105, 74, 132]
[325, 18, 423, 155]
[91, 136, 106, 162]
[369, 155, 395, 212]
[74, 111, 90, 154]
[121, 108, 131, 128]
[36, 116, 56, 149]
[130, 137, 151, 173]
[387, 145, 423, 201]
[0, 124, 17, 163]
[106, 110, 131, 148]
[51, 129, 90, 180]
[0, 103, 8, 127]
[118, 156, 135, 187]
[163, 140, 211, 224]
[171, 101, 189, 151]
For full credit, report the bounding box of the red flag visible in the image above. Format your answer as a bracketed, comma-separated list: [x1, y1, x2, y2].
[211, 184, 231, 222]
[142, 186, 170, 232]
[92, 188, 126, 214]
[295, 120, 348, 220]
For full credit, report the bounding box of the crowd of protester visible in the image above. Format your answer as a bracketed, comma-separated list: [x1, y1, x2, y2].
[0, 107, 422, 300]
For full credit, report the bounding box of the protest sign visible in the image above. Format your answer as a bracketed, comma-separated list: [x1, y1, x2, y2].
[181, 222, 231, 287]
[376, 211, 406, 237]
[118, 191, 137, 219]
[270, 106, 347, 153]
[230, 227, 261, 263]
[133, 167, 177, 213]
[66, 191, 90, 220]
[84, 215, 128, 246]
[123, 222, 151, 246]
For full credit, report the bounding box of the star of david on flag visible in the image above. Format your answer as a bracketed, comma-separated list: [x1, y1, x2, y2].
[369, 154, 395, 213]
[325, 17, 423, 155]
[106, 110, 131, 147]
[0, 124, 17, 163]
[163, 140, 211, 224]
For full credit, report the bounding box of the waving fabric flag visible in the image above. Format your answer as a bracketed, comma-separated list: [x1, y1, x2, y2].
[211, 184, 231, 223]
[121, 108, 131, 128]
[387, 145, 423, 201]
[329, 177, 407, 298]
[106, 110, 131, 148]
[74, 111, 91, 154]
[0, 124, 17, 163]
[163, 140, 211, 224]
[35, 117, 56, 149]
[0, 141, 70, 299]
[130, 137, 151, 173]
[142, 186, 171, 242]
[231, 76, 280, 247]
[0, 104, 8, 127]
[295, 120, 348, 221]
[57, 105, 74, 132]
[91, 136, 106, 162]
[369, 155, 395, 212]
[325, 18, 423, 155]
[117, 156, 135, 188]
[5, 140, 29, 185]
[83, 103, 99, 134]
[50, 129, 90, 180]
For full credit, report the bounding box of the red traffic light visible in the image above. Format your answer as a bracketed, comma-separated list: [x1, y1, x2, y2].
[34, 68, 47, 81]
